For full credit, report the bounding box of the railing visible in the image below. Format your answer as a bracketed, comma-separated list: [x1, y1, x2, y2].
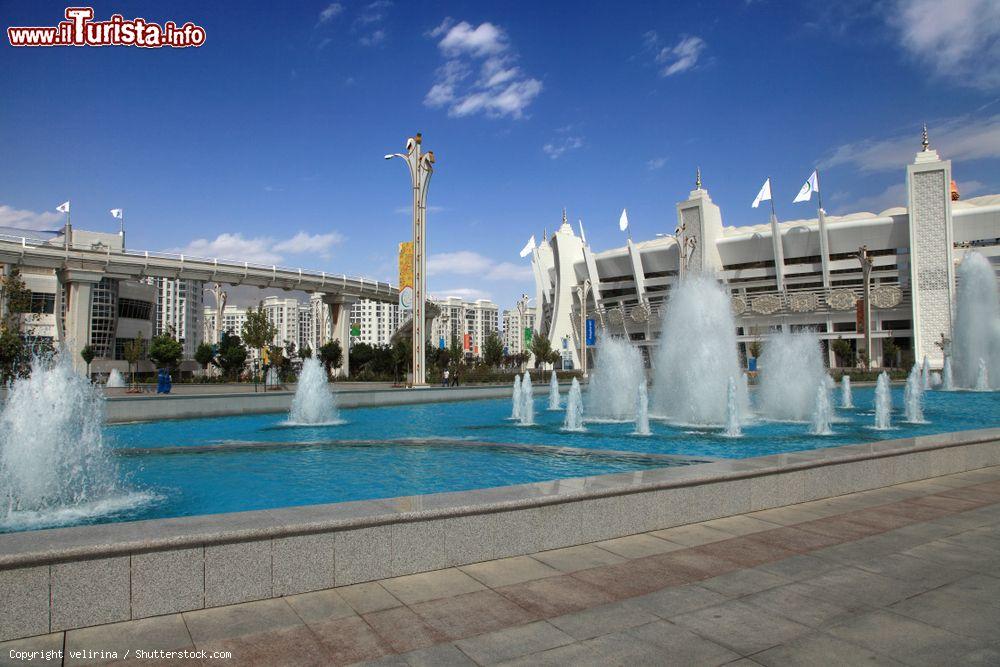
[0, 232, 395, 293]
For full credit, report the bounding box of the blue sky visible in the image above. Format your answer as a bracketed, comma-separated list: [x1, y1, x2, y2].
[2, 0, 998, 307]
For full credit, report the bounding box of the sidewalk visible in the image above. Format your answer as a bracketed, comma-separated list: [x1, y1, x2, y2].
[3, 466, 998, 666]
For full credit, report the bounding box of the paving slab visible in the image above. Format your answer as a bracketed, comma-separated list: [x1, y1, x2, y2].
[337, 582, 402, 614]
[380, 568, 485, 606]
[454, 620, 573, 664]
[531, 544, 626, 573]
[671, 599, 813, 655]
[594, 533, 686, 558]
[459, 556, 560, 588]
[548, 601, 658, 641]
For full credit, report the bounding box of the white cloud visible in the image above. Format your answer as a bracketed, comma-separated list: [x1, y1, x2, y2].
[424, 21, 542, 119]
[647, 157, 667, 170]
[426, 17, 455, 39]
[542, 136, 584, 159]
[438, 21, 507, 57]
[273, 231, 344, 257]
[889, 0, 1000, 90]
[430, 287, 493, 301]
[820, 114, 1000, 172]
[359, 29, 386, 46]
[0, 204, 63, 231]
[427, 250, 532, 281]
[656, 35, 706, 76]
[175, 230, 344, 265]
[318, 3, 344, 24]
[837, 179, 988, 215]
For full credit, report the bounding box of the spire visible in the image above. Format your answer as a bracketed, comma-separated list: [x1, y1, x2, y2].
[921, 123, 929, 151]
[695, 166, 702, 190]
[561, 208, 567, 225]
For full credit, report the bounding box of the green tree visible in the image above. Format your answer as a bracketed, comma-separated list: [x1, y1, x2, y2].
[882, 338, 899, 368]
[448, 337, 464, 368]
[392, 338, 411, 383]
[0, 268, 34, 382]
[319, 340, 343, 377]
[194, 342, 215, 370]
[529, 332, 561, 369]
[298, 345, 312, 359]
[123, 334, 145, 387]
[241, 303, 277, 388]
[831, 338, 854, 368]
[482, 330, 504, 368]
[216, 331, 248, 381]
[149, 330, 184, 370]
[79, 344, 95, 378]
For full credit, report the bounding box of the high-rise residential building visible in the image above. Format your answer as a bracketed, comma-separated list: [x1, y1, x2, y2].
[502, 306, 536, 356]
[202, 305, 249, 345]
[143, 277, 204, 357]
[261, 296, 307, 351]
[430, 297, 499, 357]
[350, 299, 400, 347]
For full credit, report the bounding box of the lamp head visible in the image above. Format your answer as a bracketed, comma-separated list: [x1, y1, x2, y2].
[384, 154, 394, 160]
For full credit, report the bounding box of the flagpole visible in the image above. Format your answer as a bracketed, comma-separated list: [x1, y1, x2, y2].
[768, 177, 776, 220]
[815, 169, 823, 211]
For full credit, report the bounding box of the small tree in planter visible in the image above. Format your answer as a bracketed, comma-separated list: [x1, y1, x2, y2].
[148, 330, 184, 372]
[123, 334, 145, 390]
[79, 344, 95, 380]
[241, 304, 277, 390]
[319, 340, 343, 379]
[195, 342, 215, 376]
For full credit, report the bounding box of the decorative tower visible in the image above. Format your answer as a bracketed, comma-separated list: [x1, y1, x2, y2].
[906, 125, 955, 367]
[676, 168, 724, 274]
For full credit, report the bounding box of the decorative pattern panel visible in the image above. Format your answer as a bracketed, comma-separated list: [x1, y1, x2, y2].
[681, 207, 702, 273]
[911, 170, 952, 358]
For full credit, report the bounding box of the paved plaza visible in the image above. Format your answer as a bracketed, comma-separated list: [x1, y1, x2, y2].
[4, 466, 999, 666]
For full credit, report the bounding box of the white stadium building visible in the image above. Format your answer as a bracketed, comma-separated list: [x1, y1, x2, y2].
[530, 137, 999, 371]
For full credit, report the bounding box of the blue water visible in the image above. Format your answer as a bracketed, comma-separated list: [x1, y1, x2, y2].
[5, 387, 998, 532]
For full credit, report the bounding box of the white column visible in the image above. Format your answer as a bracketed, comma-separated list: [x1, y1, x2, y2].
[64, 271, 102, 373]
[906, 142, 954, 367]
[325, 296, 356, 378]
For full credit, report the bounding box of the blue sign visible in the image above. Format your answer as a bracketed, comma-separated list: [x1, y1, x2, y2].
[748, 357, 757, 372]
[585, 318, 596, 346]
[439, 337, 445, 349]
[562, 337, 569, 349]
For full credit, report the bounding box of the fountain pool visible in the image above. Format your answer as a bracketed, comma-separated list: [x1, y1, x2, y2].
[2, 384, 996, 533]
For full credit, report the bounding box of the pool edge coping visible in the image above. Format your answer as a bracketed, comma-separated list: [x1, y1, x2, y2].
[2, 426, 998, 569]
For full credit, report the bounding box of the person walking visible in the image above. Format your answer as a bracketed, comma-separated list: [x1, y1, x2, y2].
[442, 369, 450, 387]
[451, 367, 460, 387]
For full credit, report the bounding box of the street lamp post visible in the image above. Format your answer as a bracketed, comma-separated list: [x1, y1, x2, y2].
[577, 279, 591, 378]
[856, 245, 874, 370]
[516, 293, 530, 370]
[386, 133, 435, 387]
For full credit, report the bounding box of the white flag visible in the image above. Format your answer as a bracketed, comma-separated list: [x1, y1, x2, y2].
[793, 171, 819, 203]
[751, 179, 771, 209]
[619, 208, 629, 232]
[110, 208, 123, 219]
[578, 220, 587, 245]
[56, 201, 70, 213]
[519, 235, 536, 258]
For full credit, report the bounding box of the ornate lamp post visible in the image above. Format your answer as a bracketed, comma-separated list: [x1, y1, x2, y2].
[577, 279, 591, 377]
[856, 245, 874, 369]
[386, 133, 435, 386]
[516, 293, 530, 370]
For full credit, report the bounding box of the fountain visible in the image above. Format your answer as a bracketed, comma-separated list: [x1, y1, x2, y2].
[810, 383, 834, 435]
[757, 330, 828, 422]
[903, 364, 926, 423]
[841, 375, 854, 408]
[105, 369, 126, 388]
[930, 371, 942, 388]
[586, 335, 645, 421]
[724, 376, 742, 438]
[0, 352, 152, 531]
[942, 357, 954, 391]
[633, 382, 650, 436]
[975, 359, 990, 392]
[921, 356, 931, 391]
[519, 372, 535, 426]
[874, 371, 892, 430]
[652, 273, 748, 425]
[562, 378, 585, 431]
[510, 374, 522, 420]
[951, 252, 1000, 390]
[548, 371, 561, 410]
[287, 357, 342, 425]
[266, 366, 279, 388]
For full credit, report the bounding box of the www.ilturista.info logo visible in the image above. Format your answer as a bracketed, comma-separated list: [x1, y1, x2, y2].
[8, 7, 206, 48]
